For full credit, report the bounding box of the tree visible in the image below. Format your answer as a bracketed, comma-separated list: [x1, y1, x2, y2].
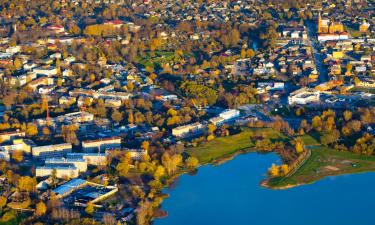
[35, 202, 47, 216]
[207, 123, 216, 135]
[85, 202, 94, 215]
[153, 165, 165, 179]
[103, 213, 116, 225]
[294, 138, 304, 154]
[0, 196, 7, 209]
[61, 125, 79, 145]
[185, 157, 199, 169]
[141, 141, 150, 151]
[343, 110, 352, 122]
[116, 154, 131, 177]
[3, 94, 16, 109]
[312, 116, 322, 132]
[111, 110, 123, 123]
[321, 130, 340, 146]
[280, 164, 289, 175]
[137, 201, 153, 225]
[12, 151, 24, 162]
[26, 123, 38, 136]
[18, 176, 36, 192]
[268, 164, 279, 177]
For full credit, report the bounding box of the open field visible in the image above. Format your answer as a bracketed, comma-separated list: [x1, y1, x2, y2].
[268, 147, 375, 188]
[187, 128, 285, 164]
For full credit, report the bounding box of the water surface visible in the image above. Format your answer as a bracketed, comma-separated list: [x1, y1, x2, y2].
[155, 153, 375, 225]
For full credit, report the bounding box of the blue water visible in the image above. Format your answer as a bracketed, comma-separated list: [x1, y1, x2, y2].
[155, 153, 375, 225]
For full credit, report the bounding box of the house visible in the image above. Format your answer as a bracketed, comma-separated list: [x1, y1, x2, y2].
[172, 122, 205, 138]
[103, 20, 124, 28]
[105, 98, 122, 108]
[356, 77, 375, 88]
[27, 77, 54, 91]
[46, 25, 65, 34]
[33, 66, 58, 76]
[82, 137, 122, 153]
[59, 96, 76, 105]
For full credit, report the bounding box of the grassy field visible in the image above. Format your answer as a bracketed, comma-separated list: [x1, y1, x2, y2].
[187, 128, 285, 164]
[300, 133, 320, 146]
[268, 147, 375, 188]
[135, 51, 194, 68]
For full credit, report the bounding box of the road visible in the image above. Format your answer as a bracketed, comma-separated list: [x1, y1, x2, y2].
[306, 21, 329, 84]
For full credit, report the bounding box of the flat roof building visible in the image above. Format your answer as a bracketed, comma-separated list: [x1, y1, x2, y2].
[36, 164, 79, 179]
[82, 137, 121, 153]
[45, 157, 87, 173]
[67, 153, 107, 166]
[32, 143, 72, 159]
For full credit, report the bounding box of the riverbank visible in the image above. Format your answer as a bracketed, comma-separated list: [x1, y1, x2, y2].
[155, 151, 375, 225]
[187, 127, 285, 165]
[265, 147, 375, 189]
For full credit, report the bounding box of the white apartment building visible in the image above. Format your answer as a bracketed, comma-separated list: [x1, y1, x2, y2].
[32, 143, 72, 159]
[45, 157, 88, 173]
[172, 122, 205, 138]
[82, 137, 122, 153]
[36, 164, 79, 178]
[67, 153, 107, 166]
[288, 88, 320, 105]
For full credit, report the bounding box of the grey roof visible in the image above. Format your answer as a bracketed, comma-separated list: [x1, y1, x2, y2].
[53, 178, 86, 195]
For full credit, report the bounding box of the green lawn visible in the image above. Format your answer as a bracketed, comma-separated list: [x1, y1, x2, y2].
[187, 128, 284, 164]
[300, 133, 320, 146]
[268, 147, 375, 188]
[351, 87, 375, 94]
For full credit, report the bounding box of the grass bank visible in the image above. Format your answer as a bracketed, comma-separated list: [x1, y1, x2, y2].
[267, 147, 375, 188]
[187, 128, 284, 164]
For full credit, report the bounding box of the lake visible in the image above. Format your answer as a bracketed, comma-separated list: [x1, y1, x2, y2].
[155, 153, 375, 225]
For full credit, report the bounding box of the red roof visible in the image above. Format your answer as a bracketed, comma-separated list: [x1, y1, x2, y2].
[105, 20, 123, 25]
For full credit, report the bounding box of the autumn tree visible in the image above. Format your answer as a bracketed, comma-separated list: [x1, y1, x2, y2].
[26, 123, 38, 136]
[12, 151, 24, 162]
[35, 202, 47, 216]
[111, 110, 123, 123]
[268, 163, 279, 177]
[85, 202, 95, 215]
[185, 156, 199, 169]
[18, 176, 36, 192]
[293, 138, 305, 154]
[141, 141, 150, 151]
[0, 196, 7, 210]
[343, 110, 352, 122]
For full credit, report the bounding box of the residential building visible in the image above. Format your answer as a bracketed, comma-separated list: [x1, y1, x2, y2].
[288, 88, 320, 105]
[45, 157, 88, 172]
[0, 131, 25, 143]
[82, 137, 122, 153]
[32, 143, 72, 159]
[35, 164, 79, 178]
[172, 122, 205, 138]
[67, 153, 107, 166]
[122, 149, 148, 160]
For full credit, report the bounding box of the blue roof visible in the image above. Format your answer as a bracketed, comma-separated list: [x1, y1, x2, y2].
[53, 178, 86, 195]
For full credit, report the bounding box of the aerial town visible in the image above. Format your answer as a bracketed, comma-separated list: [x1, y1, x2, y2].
[0, 0, 374, 225]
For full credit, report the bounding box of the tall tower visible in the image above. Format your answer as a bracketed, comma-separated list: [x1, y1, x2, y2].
[317, 12, 322, 33]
